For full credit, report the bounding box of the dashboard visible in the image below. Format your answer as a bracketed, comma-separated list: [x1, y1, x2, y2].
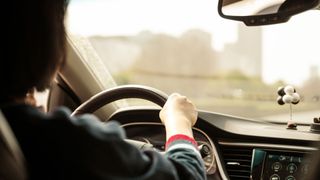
[109, 107, 320, 180]
[122, 123, 216, 175]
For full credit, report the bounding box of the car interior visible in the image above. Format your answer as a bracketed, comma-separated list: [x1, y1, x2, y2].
[1, 0, 320, 180]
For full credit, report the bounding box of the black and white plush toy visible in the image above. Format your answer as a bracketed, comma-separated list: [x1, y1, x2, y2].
[277, 85, 301, 129]
[277, 85, 300, 105]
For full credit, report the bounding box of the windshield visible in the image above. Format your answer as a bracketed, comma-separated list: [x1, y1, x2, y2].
[66, 0, 320, 124]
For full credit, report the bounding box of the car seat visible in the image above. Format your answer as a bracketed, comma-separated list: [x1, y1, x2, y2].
[0, 111, 27, 180]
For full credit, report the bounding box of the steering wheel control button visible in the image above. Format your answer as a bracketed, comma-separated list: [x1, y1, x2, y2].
[199, 144, 211, 157]
[272, 162, 282, 172]
[270, 174, 280, 180]
[287, 163, 297, 173]
[285, 175, 296, 180]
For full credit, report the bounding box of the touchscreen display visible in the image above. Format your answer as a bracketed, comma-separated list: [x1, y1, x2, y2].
[251, 149, 310, 180]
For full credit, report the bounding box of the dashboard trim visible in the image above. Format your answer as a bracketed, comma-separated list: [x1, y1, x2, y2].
[218, 141, 318, 151]
[121, 122, 228, 180]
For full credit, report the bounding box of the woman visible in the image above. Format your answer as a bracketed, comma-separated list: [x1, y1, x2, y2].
[0, 0, 206, 179]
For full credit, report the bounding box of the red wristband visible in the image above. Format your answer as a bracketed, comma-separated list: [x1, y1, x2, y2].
[165, 134, 198, 150]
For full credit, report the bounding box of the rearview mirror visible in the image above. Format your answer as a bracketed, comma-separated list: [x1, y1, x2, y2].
[218, 0, 320, 26]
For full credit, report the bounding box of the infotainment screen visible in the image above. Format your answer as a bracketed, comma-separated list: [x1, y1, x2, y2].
[251, 149, 310, 180]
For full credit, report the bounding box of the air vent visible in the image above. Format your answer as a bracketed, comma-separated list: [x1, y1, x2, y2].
[220, 144, 253, 180]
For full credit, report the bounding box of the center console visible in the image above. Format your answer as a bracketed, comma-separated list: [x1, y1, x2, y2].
[251, 149, 310, 180]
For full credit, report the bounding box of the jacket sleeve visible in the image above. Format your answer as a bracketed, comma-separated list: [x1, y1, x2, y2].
[52, 107, 206, 180]
[165, 134, 206, 180]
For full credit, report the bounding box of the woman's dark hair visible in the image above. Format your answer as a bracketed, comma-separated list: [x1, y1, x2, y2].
[0, 0, 69, 102]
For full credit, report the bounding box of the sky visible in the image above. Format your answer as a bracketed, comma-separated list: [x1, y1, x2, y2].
[67, 0, 320, 86]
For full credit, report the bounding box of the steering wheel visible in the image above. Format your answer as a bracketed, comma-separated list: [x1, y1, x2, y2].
[71, 85, 168, 150]
[71, 84, 168, 117]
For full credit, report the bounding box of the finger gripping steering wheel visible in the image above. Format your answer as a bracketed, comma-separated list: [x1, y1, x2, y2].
[71, 85, 168, 116]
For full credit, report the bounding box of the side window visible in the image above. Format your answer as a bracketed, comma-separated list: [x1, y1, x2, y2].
[34, 90, 49, 112]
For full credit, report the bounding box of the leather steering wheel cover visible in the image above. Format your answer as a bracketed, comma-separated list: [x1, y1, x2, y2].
[71, 85, 168, 116]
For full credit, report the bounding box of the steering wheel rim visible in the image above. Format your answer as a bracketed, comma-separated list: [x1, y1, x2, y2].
[71, 85, 168, 116]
